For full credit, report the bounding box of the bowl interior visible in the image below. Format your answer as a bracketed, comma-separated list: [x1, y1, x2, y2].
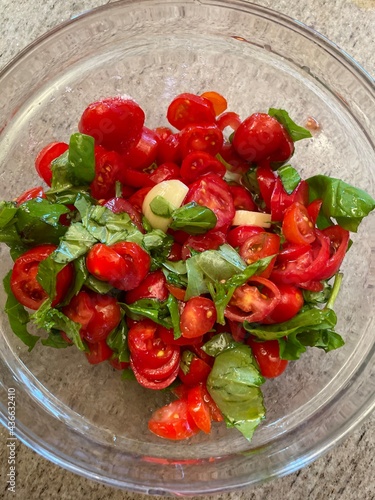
[0, 0, 374, 495]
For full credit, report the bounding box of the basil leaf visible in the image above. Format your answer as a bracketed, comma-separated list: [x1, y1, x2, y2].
[180, 350, 195, 375]
[106, 319, 130, 363]
[123, 298, 171, 328]
[53, 222, 97, 264]
[37, 254, 67, 300]
[3, 271, 39, 351]
[31, 300, 87, 352]
[41, 329, 72, 349]
[268, 108, 312, 142]
[307, 175, 375, 232]
[166, 294, 181, 339]
[0, 201, 18, 227]
[277, 164, 301, 194]
[185, 255, 210, 300]
[202, 333, 235, 357]
[278, 328, 344, 360]
[170, 202, 217, 235]
[150, 196, 174, 218]
[207, 344, 265, 441]
[84, 275, 114, 294]
[143, 229, 173, 270]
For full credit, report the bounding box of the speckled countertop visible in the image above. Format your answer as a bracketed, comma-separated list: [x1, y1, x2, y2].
[0, 1, 374, 499]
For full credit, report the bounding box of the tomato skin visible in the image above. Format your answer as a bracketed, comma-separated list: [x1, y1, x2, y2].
[117, 166, 155, 188]
[180, 151, 225, 184]
[10, 245, 73, 310]
[158, 326, 203, 346]
[307, 199, 323, 225]
[181, 230, 226, 260]
[180, 297, 217, 339]
[225, 276, 281, 323]
[149, 162, 180, 184]
[216, 112, 242, 133]
[315, 225, 350, 280]
[90, 146, 123, 199]
[239, 232, 280, 278]
[200, 91, 227, 116]
[122, 126, 159, 171]
[167, 93, 216, 130]
[270, 178, 310, 222]
[247, 338, 288, 378]
[219, 142, 249, 174]
[109, 241, 151, 291]
[78, 96, 145, 153]
[125, 270, 169, 304]
[185, 173, 235, 231]
[86, 243, 128, 284]
[128, 186, 153, 211]
[179, 123, 223, 157]
[178, 353, 212, 386]
[228, 184, 257, 211]
[155, 132, 182, 165]
[109, 357, 130, 370]
[104, 197, 143, 232]
[187, 384, 212, 434]
[148, 399, 200, 440]
[85, 340, 114, 365]
[226, 225, 265, 248]
[35, 142, 69, 186]
[232, 113, 294, 163]
[282, 202, 316, 245]
[166, 283, 186, 301]
[262, 283, 304, 324]
[16, 186, 46, 205]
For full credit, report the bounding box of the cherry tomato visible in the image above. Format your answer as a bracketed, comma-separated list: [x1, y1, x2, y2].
[180, 297, 217, 339]
[226, 225, 265, 247]
[277, 242, 311, 263]
[86, 243, 128, 285]
[78, 96, 145, 153]
[200, 91, 227, 116]
[180, 151, 225, 184]
[228, 184, 257, 211]
[148, 399, 199, 440]
[109, 241, 151, 291]
[122, 126, 159, 171]
[117, 166, 155, 188]
[216, 112, 242, 133]
[149, 162, 180, 184]
[125, 270, 169, 304]
[35, 142, 69, 186]
[315, 225, 350, 280]
[232, 113, 294, 163]
[307, 199, 323, 225]
[158, 326, 203, 347]
[109, 357, 130, 370]
[85, 340, 114, 365]
[270, 178, 309, 222]
[256, 162, 276, 209]
[10, 245, 73, 310]
[178, 352, 212, 386]
[167, 93, 216, 130]
[239, 232, 280, 278]
[128, 186, 153, 211]
[167, 242, 183, 262]
[225, 276, 281, 323]
[104, 197, 143, 232]
[282, 202, 316, 245]
[63, 290, 122, 344]
[187, 384, 212, 434]
[200, 383, 223, 422]
[16, 186, 46, 206]
[155, 132, 181, 165]
[262, 283, 304, 324]
[218, 142, 249, 174]
[185, 173, 235, 231]
[166, 283, 186, 301]
[228, 319, 247, 342]
[181, 230, 227, 260]
[90, 146, 123, 199]
[247, 338, 288, 378]
[179, 123, 223, 157]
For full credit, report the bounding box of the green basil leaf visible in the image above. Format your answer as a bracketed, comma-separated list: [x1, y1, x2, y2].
[68, 133, 95, 184]
[123, 298, 171, 328]
[3, 271, 39, 351]
[307, 175, 375, 232]
[185, 254, 210, 300]
[53, 222, 97, 264]
[106, 319, 130, 363]
[277, 164, 301, 194]
[0, 201, 18, 228]
[166, 294, 182, 339]
[41, 329, 72, 349]
[149, 195, 174, 218]
[207, 344, 265, 441]
[36, 254, 67, 300]
[170, 202, 217, 235]
[202, 333, 235, 357]
[278, 328, 345, 360]
[268, 108, 312, 142]
[179, 350, 195, 375]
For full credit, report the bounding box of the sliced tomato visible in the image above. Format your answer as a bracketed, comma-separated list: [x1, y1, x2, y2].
[117, 167, 155, 188]
[166, 283, 186, 301]
[282, 202, 316, 245]
[180, 151, 225, 184]
[315, 225, 350, 280]
[90, 146, 123, 199]
[178, 351, 212, 386]
[225, 276, 281, 323]
[185, 173, 235, 231]
[218, 142, 249, 174]
[239, 232, 280, 278]
[187, 384, 212, 434]
[132, 348, 180, 380]
[228, 184, 257, 211]
[226, 225, 265, 247]
[109, 241, 151, 291]
[216, 112, 242, 133]
[181, 230, 227, 260]
[155, 132, 181, 165]
[109, 357, 130, 370]
[167, 93, 216, 130]
[256, 162, 276, 210]
[16, 186, 46, 206]
[104, 197, 143, 232]
[35, 141, 69, 186]
[125, 270, 169, 304]
[228, 319, 247, 342]
[122, 126, 159, 171]
[277, 242, 311, 262]
[200, 91, 227, 116]
[86, 243, 129, 285]
[131, 357, 180, 390]
[270, 178, 310, 222]
[85, 340, 114, 365]
[10, 245, 73, 310]
[247, 338, 288, 378]
[262, 283, 304, 324]
[167, 242, 183, 262]
[200, 384, 223, 422]
[158, 326, 203, 347]
[179, 123, 223, 158]
[307, 198, 323, 225]
[180, 297, 217, 339]
[128, 186, 153, 211]
[148, 399, 200, 440]
[149, 162, 180, 184]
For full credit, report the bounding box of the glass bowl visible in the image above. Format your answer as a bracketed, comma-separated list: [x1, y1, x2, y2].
[0, 0, 374, 495]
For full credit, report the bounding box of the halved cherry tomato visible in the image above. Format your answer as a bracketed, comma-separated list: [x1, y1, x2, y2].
[16, 186, 46, 206]
[128, 186, 153, 211]
[270, 178, 309, 222]
[185, 173, 235, 230]
[179, 123, 223, 157]
[117, 167, 155, 188]
[90, 146, 123, 199]
[247, 338, 288, 378]
[180, 297, 217, 339]
[178, 351, 212, 386]
[228, 184, 257, 211]
[216, 112, 242, 133]
[131, 357, 180, 390]
[166, 283, 186, 301]
[122, 126, 159, 171]
[85, 340, 114, 365]
[187, 384, 212, 434]
[226, 225, 265, 247]
[256, 163, 276, 210]
[200, 384, 223, 422]
[225, 276, 281, 323]
[307, 198, 323, 225]
[10, 245, 73, 310]
[158, 326, 203, 347]
[200, 91, 227, 116]
[149, 162, 180, 184]
[239, 232, 280, 278]
[315, 225, 350, 280]
[109, 241, 151, 291]
[63, 290, 122, 344]
[35, 142, 69, 186]
[262, 283, 304, 324]
[86, 243, 128, 285]
[228, 319, 247, 342]
[148, 399, 199, 440]
[155, 132, 181, 165]
[109, 357, 130, 370]
[282, 202, 316, 245]
[78, 96, 145, 153]
[277, 242, 311, 262]
[180, 151, 225, 184]
[125, 270, 169, 304]
[219, 142, 249, 174]
[181, 230, 227, 260]
[233, 113, 294, 163]
[167, 93, 216, 130]
[104, 197, 143, 232]
[167, 242, 183, 262]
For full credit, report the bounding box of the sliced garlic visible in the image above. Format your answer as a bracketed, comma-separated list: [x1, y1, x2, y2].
[232, 210, 271, 228]
[142, 179, 189, 232]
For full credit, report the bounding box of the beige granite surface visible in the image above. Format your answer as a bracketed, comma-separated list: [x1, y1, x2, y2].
[0, 0, 374, 499]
